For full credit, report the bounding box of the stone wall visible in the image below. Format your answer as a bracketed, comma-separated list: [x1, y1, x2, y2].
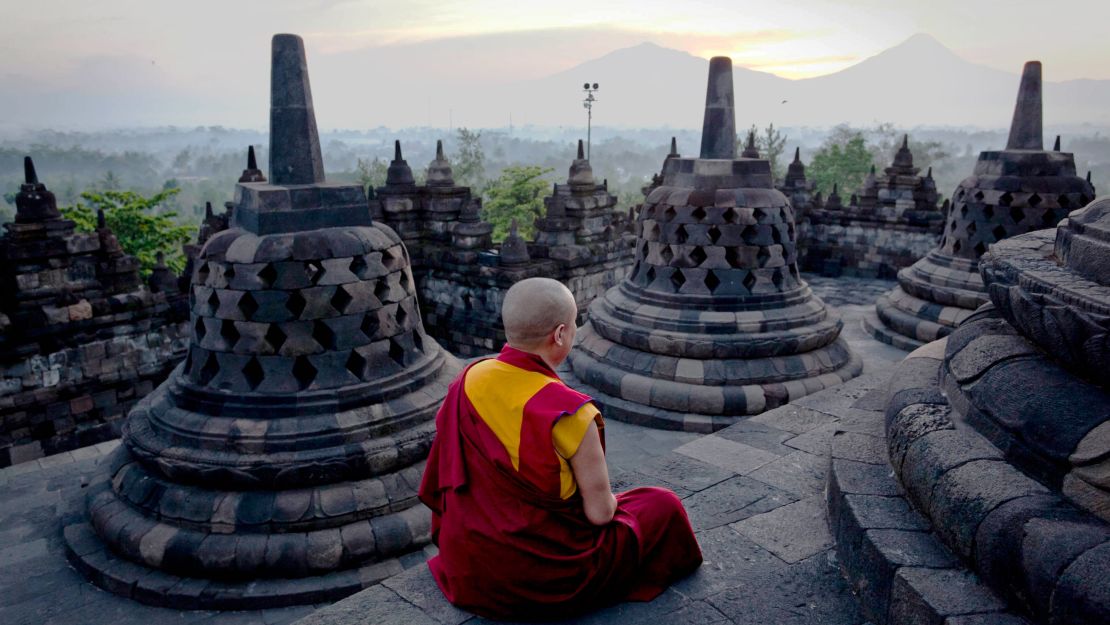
[798, 220, 940, 279]
[0, 317, 187, 466]
[0, 157, 189, 467]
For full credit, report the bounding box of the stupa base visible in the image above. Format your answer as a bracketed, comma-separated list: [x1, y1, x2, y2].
[63, 513, 429, 610]
[562, 343, 862, 432]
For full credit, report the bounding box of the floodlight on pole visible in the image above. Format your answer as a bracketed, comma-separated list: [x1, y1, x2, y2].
[583, 82, 599, 160]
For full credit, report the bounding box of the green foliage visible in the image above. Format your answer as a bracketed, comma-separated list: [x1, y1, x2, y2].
[756, 123, 788, 184]
[61, 188, 194, 276]
[355, 157, 388, 192]
[808, 128, 876, 194]
[481, 165, 554, 242]
[454, 128, 486, 189]
[99, 170, 121, 191]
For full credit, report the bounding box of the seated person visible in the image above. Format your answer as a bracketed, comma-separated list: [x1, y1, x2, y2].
[420, 277, 702, 620]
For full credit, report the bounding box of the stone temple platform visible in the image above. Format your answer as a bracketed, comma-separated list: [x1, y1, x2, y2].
[0, 279, 909, 625]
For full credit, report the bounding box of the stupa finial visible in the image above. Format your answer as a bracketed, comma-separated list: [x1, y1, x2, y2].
[699, 57, 737, 159]
[577, 139, 585, 160]
[741, 130, 759, 158]
[268, 34, 325, 185]
[247, 145, 258, 170]
[1006, 61, 1043, 150]
[1053, 135, 1061, 151]
[670, 136, 678, 156]
[436, 139, 445, 160]
[24, 156, 37, 184]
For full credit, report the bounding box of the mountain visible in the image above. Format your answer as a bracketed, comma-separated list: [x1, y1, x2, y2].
[2, 33, 1110, 131]
[777, 33, 1110, 128]
[519, 33, 1110, 129]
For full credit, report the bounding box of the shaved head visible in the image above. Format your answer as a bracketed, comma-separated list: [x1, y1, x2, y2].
[502, 278, 578, 350]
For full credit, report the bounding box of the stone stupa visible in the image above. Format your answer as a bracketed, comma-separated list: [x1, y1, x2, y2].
[564, 57, 862, 432]
[64, 34, 461, 609]
[867, 61, 1096, 349]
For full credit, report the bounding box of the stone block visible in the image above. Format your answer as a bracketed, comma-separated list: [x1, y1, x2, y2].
[889, 568, 1006, 625]
[929, 460, 1047, 560]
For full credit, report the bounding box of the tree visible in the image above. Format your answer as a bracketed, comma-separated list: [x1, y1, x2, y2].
[355, 157, 388, 192]
[61, 188, 194, 276]
[99, 170, 121, 190]
[869, 122, 950, 173]
[807, 127, 875, 194]
[481, 165, 553, 242]
[756, 123, 788, 184]
[454, 128, 485, 190]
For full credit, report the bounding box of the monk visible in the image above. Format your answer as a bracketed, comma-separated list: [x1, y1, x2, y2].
[419, 277, 702, 620]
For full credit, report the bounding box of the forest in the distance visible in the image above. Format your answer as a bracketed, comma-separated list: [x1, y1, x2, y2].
[2, 123, 1109, 247]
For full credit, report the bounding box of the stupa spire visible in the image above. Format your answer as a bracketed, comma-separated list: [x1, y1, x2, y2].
[15, 156, 61, 223]
[568, 139, 595, 186]
[741, 130, 759, 158]
[1006, 61, 1043, 150]
[239, 145, 266, 183]
[268, 34, 325, 185]
[24, 156, 37, 184]
[1054, 135, 1061, 151]
[670, 136, 678, 156]
[426, 139, 455, 187]
[699, 57, 737, 159]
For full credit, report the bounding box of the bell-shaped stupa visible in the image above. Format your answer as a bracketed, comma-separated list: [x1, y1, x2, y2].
[564, 57, 862, 431]
[64, 34, 461, 609]
[867, 62, 1096, 349]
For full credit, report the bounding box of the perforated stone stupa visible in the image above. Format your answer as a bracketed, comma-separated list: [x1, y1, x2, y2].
[799, 135, 944, 279]
[63, 34, 461, 609]
[0, 158, 187, 468]
[564, 57, 862, 432]
[867, 61, 1096, 349]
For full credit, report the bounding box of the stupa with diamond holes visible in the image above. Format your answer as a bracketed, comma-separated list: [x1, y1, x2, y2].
[563, 57, 862, 432]
[798, 135, 944, 279]
[0, 158, 187, 468]
[63, 34, 461, 610]
[866, 61, 1096, 350]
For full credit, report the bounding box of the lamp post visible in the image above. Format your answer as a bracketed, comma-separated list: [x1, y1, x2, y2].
[583, 82, 599, 160]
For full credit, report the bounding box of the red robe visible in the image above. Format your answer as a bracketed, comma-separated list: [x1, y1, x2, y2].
[419, 345, 702, 620]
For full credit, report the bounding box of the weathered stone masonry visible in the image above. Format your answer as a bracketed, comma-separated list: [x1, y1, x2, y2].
[63, 34, 461, 609]
[374, 139, 634, 357]
[0, 158, 187, 468]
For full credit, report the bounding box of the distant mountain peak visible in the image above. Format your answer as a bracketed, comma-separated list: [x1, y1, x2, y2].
[882, 32, 965, 63]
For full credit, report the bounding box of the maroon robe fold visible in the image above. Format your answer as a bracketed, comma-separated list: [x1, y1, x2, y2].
[419, 346, 702, 620]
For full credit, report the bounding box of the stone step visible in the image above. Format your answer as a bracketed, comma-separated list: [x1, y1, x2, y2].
[825, 410, 1028, 625]
[861, 310, 925, 352]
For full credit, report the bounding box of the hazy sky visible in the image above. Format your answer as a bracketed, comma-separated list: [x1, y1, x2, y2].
[1, 0, 1107, 129]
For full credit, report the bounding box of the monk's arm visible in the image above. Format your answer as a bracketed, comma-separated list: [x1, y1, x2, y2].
[568, 421, 617, 525]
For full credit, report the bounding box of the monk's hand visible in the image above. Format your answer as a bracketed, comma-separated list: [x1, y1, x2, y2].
[569, 421, 618, 525]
